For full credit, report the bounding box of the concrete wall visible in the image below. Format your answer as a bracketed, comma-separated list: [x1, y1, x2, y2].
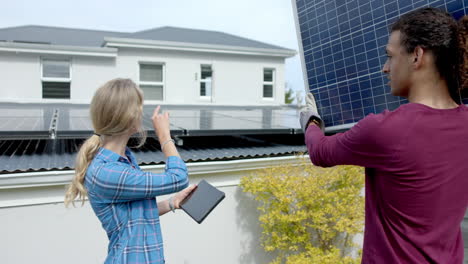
[0, 48, 286, 105]
[0, 157, 304, 264]
[0, 185, 273, 264]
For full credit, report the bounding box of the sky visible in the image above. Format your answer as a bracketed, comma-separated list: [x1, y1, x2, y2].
[2, 0, 306, 99]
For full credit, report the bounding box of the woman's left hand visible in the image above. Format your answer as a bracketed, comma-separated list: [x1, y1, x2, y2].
[173, 185, 197, 209]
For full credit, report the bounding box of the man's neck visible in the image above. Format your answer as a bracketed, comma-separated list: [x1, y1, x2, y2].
[407, 77, 458, 109]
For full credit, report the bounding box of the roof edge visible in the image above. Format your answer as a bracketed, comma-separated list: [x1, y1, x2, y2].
[0, 42, 118, 57]
[103, 37, 297, 58]
[0, 24, 128, 34]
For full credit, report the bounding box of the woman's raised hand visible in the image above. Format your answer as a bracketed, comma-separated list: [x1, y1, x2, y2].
[152, 106, 171, 142]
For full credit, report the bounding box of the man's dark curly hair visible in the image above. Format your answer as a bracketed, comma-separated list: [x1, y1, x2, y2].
[391, 7, 468, 102]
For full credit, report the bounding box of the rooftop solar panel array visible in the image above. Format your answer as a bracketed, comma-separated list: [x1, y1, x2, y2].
[294, 0, 468, 127]
[0, 103, 302, 139]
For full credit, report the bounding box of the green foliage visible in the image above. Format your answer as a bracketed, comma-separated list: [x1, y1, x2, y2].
[285, 87, 295, 104]
[240, 158, 364, 264]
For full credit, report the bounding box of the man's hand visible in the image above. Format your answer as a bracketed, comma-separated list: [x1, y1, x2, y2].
[299, 92, 324, 132]
[304, 92, 319, 113]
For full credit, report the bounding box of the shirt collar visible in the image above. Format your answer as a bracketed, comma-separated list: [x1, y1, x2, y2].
[96, 147, 133, 164]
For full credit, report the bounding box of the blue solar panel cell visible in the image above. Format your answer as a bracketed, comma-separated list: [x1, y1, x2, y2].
[361, 89, 372, 98]
[296, 0, 467, 127]
[353, 108, 365, 120]
[363, 98, 375, 107]
[454, 9, 466, 18]
[386, 94, 400, 103]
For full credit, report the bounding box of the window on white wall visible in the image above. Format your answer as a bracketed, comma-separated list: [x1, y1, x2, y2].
[41, 59, 71, 99]
[139, 63, 164, 101]
[200, 65, 212, 98]
[263, 68, 275, 98]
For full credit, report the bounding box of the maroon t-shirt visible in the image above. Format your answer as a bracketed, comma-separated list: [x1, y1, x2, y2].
[305, 103, 468, 263]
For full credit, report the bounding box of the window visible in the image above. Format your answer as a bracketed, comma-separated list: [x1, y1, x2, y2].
[139, 63, 164, 101]
[41, 59, 71, 99]
[263, 68, 275, 98]
[200, 65, 212, 98]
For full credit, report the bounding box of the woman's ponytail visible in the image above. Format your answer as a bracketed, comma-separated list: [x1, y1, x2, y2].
[64, 135, 102, 207]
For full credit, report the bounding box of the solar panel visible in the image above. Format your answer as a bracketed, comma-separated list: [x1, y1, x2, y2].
[55, 106, 94, 138]
[58, 107, 93, 130]
[142, 108, 186, 136]
[0, 105, 53, 139]
[141, 106, 301, 135]
[213, 109, 301, 131]
[294, 0, 468, 128]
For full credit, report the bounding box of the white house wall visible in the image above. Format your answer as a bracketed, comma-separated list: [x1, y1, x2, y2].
[116, 48, 286, 105]
[70, 56, 116, 102]
[0, 48, 286, 105]
[0, 51, 42, 100]
[0, 51, 116, 104]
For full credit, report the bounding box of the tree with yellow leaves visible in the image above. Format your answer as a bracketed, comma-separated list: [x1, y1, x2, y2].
[240, 158, 364, 264]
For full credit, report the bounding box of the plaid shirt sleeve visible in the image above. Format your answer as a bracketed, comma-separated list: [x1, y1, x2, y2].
[88, 156, 189, 203]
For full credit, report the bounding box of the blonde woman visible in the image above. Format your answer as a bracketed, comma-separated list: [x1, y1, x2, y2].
[64, 78, 195, 264]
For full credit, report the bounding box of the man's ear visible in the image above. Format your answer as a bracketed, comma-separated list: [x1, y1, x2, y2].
[412, 46, 424, 68]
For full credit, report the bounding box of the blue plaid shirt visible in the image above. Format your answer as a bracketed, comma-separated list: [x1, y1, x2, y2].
[85, 147, 189, 264]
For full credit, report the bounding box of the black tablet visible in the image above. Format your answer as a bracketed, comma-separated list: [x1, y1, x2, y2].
[180, 180, 225, 224]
